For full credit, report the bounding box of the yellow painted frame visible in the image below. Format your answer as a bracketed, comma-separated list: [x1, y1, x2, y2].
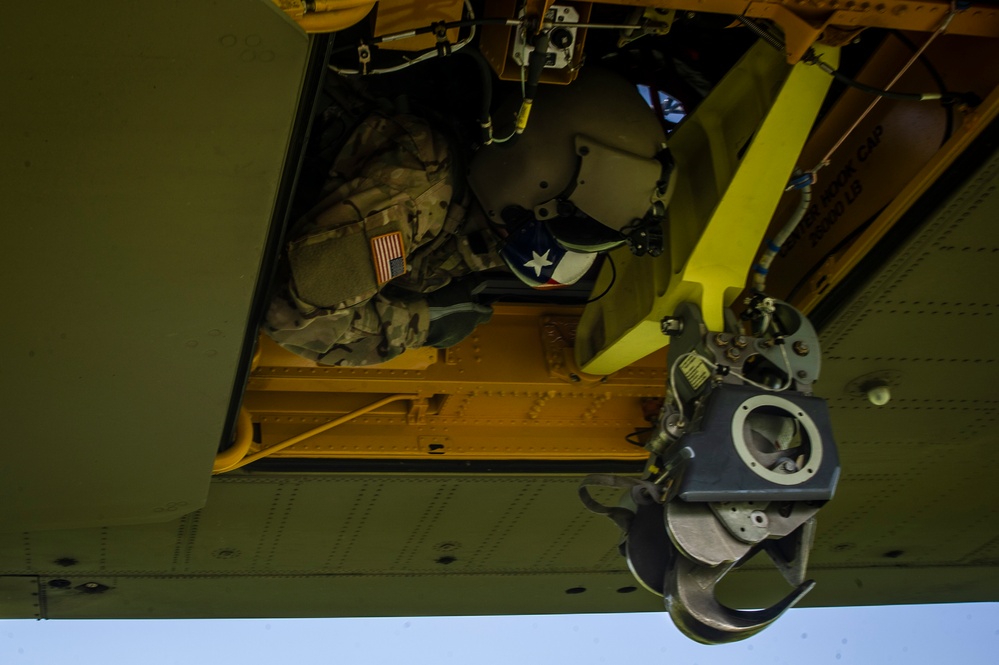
[575, 42, 838, 375]
[216, 306, 666, 468]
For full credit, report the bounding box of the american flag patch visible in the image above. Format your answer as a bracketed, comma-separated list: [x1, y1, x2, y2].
[370, 231, 406, 285]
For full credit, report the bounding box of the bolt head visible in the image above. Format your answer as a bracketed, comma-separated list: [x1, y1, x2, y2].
[660, 317, 684, 336]
[750, 510, 769, 528]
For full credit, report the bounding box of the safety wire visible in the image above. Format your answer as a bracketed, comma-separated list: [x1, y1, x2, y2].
[330, 3, 646, 77]
[487, 56, 528, 144]
[669, 344, 793, 427]
[747, 3, 960, 294]
[808, 2, 959, 175]
[329, 8, 650, 141]
[329, 0, 480, 75]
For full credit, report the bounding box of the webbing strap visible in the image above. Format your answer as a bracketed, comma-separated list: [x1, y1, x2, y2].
[578, 474, 666, 533]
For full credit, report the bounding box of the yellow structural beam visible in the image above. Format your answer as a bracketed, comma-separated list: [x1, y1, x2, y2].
[575, 42, 838, 376]
[270, 0, 375, 33]
[232, 306, 666, 464]
[598, 1, 999, 63]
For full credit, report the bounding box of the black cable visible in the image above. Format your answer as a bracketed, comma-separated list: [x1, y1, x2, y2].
[584, 253, 617, 304]
[523, 31, 550, 103]
[487, 31, 552, 146]
[625, 427, 653, 447]
[890, 30, 954, 142]
[736, 16, 952, 103]
[784, 32, 958, 304]
[456, 48, 494, 145]
[809, 54, 943, 102]
[490, 31, 553, 145]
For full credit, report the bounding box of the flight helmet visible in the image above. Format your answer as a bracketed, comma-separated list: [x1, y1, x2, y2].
[468, 67, 676, 281]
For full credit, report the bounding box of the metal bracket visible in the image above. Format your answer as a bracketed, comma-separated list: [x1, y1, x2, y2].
[357, 42, 371, 75]
[433, 21, 452, 57]
[541, 317, 604, 384]
[407, 398, 430, 424]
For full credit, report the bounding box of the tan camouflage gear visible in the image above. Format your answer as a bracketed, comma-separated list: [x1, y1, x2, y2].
[264, 112, 503, 366]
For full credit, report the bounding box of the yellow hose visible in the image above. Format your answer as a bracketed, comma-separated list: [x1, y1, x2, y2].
[213, 394, 417, 474]
[213, 408, 255, 474]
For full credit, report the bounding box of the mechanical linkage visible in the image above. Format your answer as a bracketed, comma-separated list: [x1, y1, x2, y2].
[580, 298, 839, 644]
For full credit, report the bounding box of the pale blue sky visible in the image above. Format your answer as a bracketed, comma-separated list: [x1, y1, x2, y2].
[2, 602, 997, 664]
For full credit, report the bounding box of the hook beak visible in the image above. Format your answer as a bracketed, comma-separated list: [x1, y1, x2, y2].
[666, 554, 815, 644]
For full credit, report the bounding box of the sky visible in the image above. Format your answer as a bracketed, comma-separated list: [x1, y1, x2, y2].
[2, 602, 997, 664]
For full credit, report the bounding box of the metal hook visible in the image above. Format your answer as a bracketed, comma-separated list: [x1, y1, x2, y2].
[665, 554, 815, 644]
[622, 501, 673, 595]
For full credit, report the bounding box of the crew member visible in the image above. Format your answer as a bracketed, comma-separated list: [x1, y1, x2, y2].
[264, 69, 675, 366]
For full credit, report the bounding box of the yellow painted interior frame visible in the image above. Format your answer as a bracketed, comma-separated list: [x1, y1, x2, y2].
[214, 394, 418, 473]
[598, 1, 999, 63]
[574, 42, 838, 376]
[216, 305, 665, 468]
[271, 0, 376, 33]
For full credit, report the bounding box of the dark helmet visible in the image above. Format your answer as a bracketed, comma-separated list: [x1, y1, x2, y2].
[468, 68, 675, 266]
